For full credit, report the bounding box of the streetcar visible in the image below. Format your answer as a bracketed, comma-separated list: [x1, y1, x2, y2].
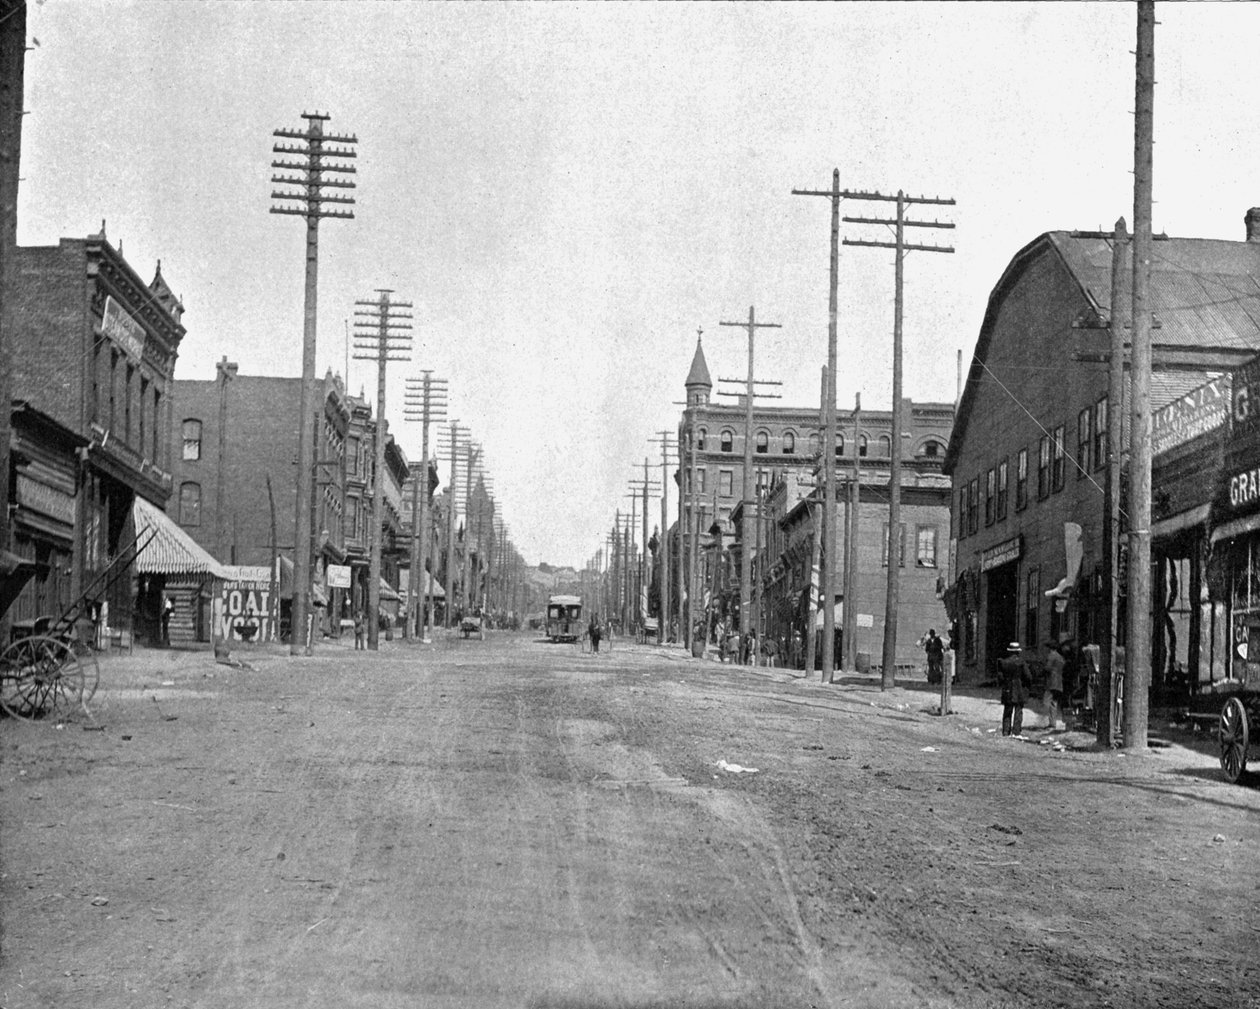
[545, 595, 583, 642]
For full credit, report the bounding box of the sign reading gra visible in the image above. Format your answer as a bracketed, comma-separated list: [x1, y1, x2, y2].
[101, 296, 146, 361]
[1153, 375, 1228, 456]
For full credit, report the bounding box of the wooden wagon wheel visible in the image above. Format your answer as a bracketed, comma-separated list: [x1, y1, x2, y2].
[1219, 695, 1250, 784]
[0, 635, 86, 721]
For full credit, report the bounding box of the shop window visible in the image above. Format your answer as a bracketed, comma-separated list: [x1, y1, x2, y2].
[783, 431, 795, 455]
[1077, 408, 1091, 480]
[882, 522, 906, 567]
[996, 458, 1009, 520]
[1016, 447, 1029, 511]
[985, 468, 996, 526]
[178, 482, 201, 526]
[1052, 424, 1066, 491]
[1037, 435, 1050, 500]
[755, 430, 769, 454]
[720, 430, 733, 453]
[1025, 569, 1040, 646]
[182, 419, 202, 461]
[916, 526, 938, 568]
[967, 477, 979, 536]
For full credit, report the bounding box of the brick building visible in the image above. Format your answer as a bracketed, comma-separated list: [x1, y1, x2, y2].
[945, 220, 1260, 687]
[169, 369, 411, 640]
[675, 335, 954, 663]
[5, 229, 186, 640]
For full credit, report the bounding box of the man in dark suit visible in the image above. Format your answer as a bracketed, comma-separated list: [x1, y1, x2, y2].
[998, 641, 1033, 737]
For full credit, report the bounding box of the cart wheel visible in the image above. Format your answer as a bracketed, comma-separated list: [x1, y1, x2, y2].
[1220, 696, 1250, 784]
[0, 636, 86, 721]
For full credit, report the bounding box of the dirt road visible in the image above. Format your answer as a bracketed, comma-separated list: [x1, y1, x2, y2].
[2, 632, 1258, 1008]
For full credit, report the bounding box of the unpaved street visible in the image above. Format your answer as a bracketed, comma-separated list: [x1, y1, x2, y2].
[3, 632, 1259, 1008]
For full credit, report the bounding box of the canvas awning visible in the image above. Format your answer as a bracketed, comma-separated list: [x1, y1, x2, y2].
[132, 496, 229, 579]
[379, 578, 401, 603]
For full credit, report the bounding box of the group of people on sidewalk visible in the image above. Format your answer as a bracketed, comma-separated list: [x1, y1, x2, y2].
[996, 639, 1072, 737]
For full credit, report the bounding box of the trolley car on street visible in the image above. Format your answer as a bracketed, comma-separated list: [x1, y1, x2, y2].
[545, 595, 583, 643]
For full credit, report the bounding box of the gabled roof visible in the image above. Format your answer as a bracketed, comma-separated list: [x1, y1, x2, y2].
[685, 336, 712, 388]
[946, 230, 1260, 471]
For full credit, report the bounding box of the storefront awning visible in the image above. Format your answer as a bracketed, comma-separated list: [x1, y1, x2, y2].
[379, 578, 401, 602]
[132, 497, 230, 579]
[1211, 508, 1260, 545]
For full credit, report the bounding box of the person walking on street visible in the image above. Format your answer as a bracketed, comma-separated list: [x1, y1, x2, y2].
[998, 641, 1032, 737]
[353, 610, 365, 651]
[588, 616, 602, 654]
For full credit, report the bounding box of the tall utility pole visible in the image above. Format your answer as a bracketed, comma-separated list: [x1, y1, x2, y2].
[843, 392, 862, 673]
[792, 169, 850, 681]
[214, 357, 239, 561]
[353, 289, 412, 650]
[436, 422, 466, 628]
[271, 111, 357, 656]
[0, 0, 26, 565]
[718, 307, 782, 636]
[844, 189, 955, 689]
[404, 371, 448, 641]
[653, 431, 678, 644]
[1125, 0, 1155, 751]
[629, 466, 661, 634]
[462, 443, 482, 617]
[621, 496, 638, 632]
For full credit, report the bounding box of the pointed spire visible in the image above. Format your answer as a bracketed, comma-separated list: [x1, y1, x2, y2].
[684, 328, 711, 390]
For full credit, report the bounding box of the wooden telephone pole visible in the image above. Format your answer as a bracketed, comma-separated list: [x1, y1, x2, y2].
[844, 190, 955, 689]
[353, 290, 412, 650]
[652, 432, 679, 644]
[404, 371, 448, 640]
[1125, 0, 1155, 751]
[629, 464, 662, 637]
[718, 307, 782, 637]
[271, 111, 357, 655]
[436, 422, 467, 628]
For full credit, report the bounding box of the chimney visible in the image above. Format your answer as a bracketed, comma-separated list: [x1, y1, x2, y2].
[1246, 208, 1260, 243]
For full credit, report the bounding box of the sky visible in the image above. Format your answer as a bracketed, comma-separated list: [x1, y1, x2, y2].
[16, 2, 1260, 569]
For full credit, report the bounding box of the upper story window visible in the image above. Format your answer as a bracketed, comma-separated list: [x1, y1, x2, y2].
[916, 526, 938, 568]
[720, 430, 734, 453]
[178, 481, 201, 526]
[718, 469, 734, 497]
[859, 435, 869, 458]
[1016, 448, 1029, 511]
[985, 468, 996, 526]
[182, 419, 202, 461]
[879, 434, 892, 458]
[1051, 424, 1066, 492]
[782, 431, 796, 455]
[996, 458, 1009, 520]
[809, 432, 821, 457]
[1077, 408, 1091, 479]
[836, 432, 845, 456]
[967, 477, 979, 536]
[922, 440, 942, 458]
[1037, 434, 1051, 500]
[1093, 397, 1108, 472]
[697, 427, 707, 451]
[755, 430, 769, 454]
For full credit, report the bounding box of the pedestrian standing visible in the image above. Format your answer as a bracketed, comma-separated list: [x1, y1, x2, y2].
[161, 594, 174, 647]
[923, 628, 945, 684]
[998, 641, 1032, 737]
[588, 616, 602, 654]
[354, 610, 365, 651]
[1044, 641, 1066, 730]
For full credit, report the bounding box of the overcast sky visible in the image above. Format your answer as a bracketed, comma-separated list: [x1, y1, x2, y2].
[17, 2, 1260, 568]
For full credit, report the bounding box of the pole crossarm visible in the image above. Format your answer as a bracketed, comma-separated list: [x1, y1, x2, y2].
[270, 112, 358, 223]
[843, 238, 955, 255]
[842, 216, 955, 229]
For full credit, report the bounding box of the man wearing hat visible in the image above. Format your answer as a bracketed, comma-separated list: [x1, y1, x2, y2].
[997, 641, 1033, 737]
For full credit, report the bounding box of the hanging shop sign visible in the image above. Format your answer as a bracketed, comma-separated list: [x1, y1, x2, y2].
[1153, 375, 1229, 456]
[326, 564, 351, 589]
[981, 535, 1023, 572]
[101, 296, 146, 361]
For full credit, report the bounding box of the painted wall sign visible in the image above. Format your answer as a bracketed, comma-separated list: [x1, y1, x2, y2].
[101, 295, 146, 361]
[219, 579, 273, 642]
[15, 473, 75, 525]
[1154, 375, 1228, 456]
[981, 535, 1023, 572]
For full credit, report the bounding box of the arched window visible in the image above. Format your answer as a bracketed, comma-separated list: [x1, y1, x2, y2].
[837, 432, 845, 456]
[697, 427, 707, 451]
[809, 432, 821, 457]
[879, 435, 892, 458]
[720, 430, 734, 453]
[182, 419, 202, 461]
[755, 430, 769, 454]
[782, 431, 796, 455]
[922, 440, 942, 458]
[179, 482, 201, 526]
[859, 435, 869, 458]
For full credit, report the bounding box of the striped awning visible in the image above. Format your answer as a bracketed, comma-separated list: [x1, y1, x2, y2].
[133, 496, 230, 579]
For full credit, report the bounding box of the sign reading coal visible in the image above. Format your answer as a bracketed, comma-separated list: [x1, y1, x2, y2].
[220, 578, 273, 642]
